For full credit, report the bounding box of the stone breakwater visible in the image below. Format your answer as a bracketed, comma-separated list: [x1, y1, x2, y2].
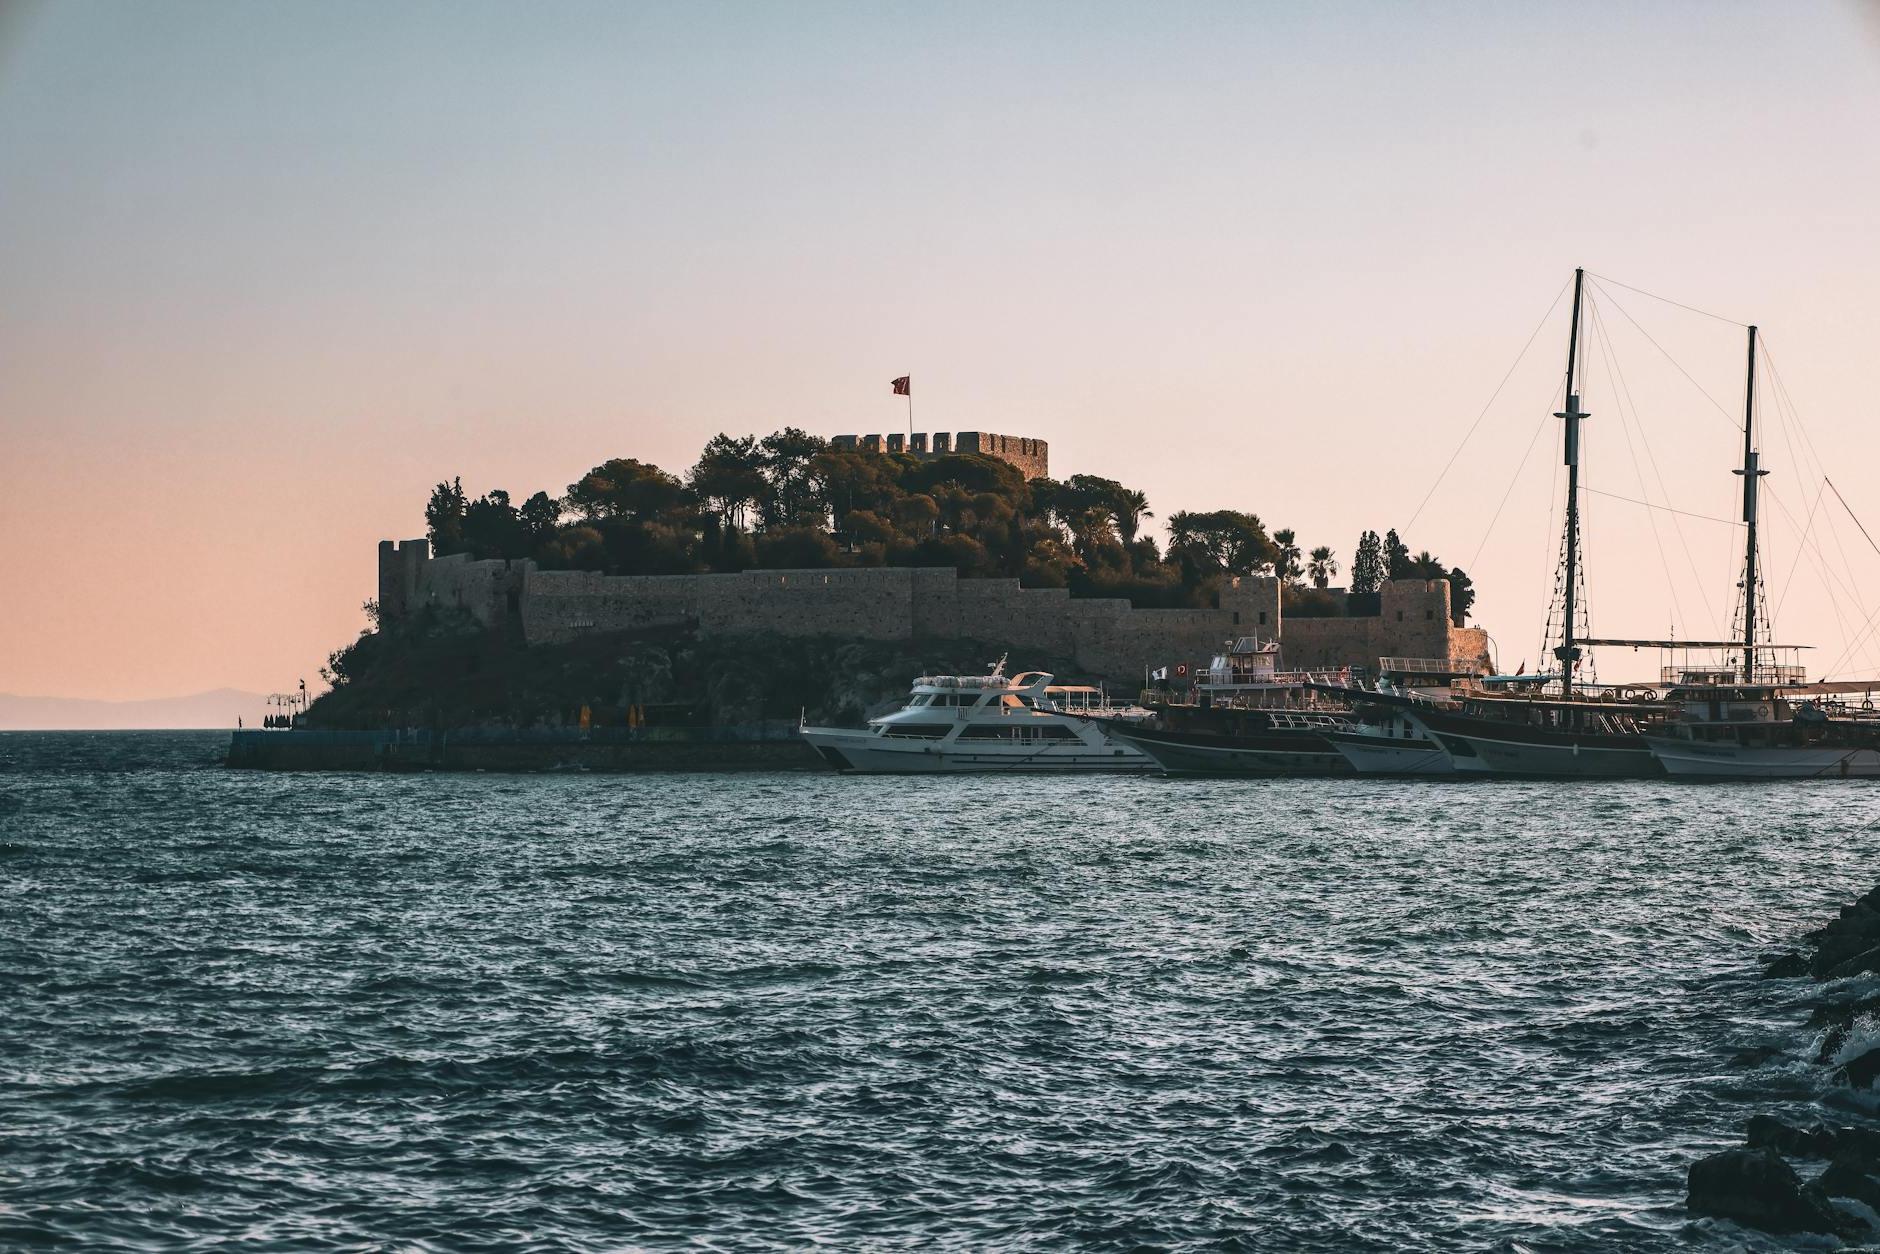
[1686, 885, 1880, 1239]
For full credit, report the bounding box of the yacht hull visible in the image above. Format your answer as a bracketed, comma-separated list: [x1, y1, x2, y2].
[1404, 710, 1661, 779]
[1322, 731, 1456, 776]
[800, 726, 1151, 774]
[1646, 738, 1880, 779]
[1105, 725, 1351, 776]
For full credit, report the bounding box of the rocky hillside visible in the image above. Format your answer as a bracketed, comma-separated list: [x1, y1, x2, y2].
[306, 610, 1094, 731]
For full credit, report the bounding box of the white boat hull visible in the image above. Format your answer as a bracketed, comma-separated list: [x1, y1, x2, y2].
[1402, 712, 1659, 778]
[1325, 735, 1456, 776]
[801, 726, 1152, 773]
[1646, 738, 1880, 779]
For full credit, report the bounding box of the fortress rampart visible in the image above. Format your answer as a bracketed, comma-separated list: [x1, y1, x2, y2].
[378, 540, 1490, 680]
[832, 431, 1049, 481]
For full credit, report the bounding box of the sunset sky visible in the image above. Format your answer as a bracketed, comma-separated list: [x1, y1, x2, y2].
[4, 1, 1880, 701]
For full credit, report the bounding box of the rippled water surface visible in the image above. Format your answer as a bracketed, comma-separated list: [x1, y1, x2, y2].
[4, 732, 1879, 1250]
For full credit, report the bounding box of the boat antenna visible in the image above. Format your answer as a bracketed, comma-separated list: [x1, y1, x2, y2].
[991, 652, 1008, 678]
[1735, 324, 1768, 682]
[1552, 267, 1590, 698]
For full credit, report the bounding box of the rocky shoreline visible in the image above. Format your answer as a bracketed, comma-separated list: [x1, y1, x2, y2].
[1687, 885, 1880, 1240]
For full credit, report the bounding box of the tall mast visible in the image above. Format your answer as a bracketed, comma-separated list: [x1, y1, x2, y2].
[1736, 324, 1766, 682]
[1553, 267, 1590, 697]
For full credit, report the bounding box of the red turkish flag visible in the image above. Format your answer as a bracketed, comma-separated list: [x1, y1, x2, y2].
[890, 376, 910, 395]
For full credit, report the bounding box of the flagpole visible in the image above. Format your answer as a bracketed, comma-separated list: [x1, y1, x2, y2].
[906, 381, 913, 441]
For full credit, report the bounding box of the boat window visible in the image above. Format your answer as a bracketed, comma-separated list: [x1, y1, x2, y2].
[1038, 724, 1078, 739]
[882, 724, 951, 738]
[958, 725, 1014, 739]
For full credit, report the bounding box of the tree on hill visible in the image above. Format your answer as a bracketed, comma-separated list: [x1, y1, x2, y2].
[690, 435, 769, 531]
[1273, 528, 1302, 585]
[757, 428, 829, 529]
[520, 491, 562, 543]
[425, 477, 468, 555]
[1350, 530, 1383, 595]
[461, 489, 532, 559]
[1307, 545, 1338, 589]
[1114, 487, 1152, 546]
[1446, 566, 1476, 625]
[565, 458, 688, 523]
[1166, 510, 1276, 580]
[416, 430, 1376, 614]
[1384, 529, 1412, 580]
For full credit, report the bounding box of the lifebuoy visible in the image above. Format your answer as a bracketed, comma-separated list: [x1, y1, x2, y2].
[1175, 664, 1189, 678]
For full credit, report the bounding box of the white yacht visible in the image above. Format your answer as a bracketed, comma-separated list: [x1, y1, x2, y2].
[800, 660, 1153, 773]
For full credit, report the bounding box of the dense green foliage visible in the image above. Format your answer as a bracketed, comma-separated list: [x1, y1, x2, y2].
[418, 428, 1474, 622]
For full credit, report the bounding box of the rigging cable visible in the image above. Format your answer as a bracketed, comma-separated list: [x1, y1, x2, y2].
[1585, 272, 1749, 328]
[1760, 483, 1868, 676]
[1469, 387, 1559, 575]
[1818, 477, 1880, 678]
[1404, 275, 1572, 532]
[1578, 486, 1737, 526]
[1586, 294, 1701, 636]
[1586, 279, 1740, 430]
[1773, 478, 1828, 622]
[1825, 477, 1880, 560]
[1767, 339, 1868, 607]
[1758, 339, 1879, 676]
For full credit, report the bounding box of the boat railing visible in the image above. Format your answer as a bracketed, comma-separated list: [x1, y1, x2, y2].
[1380, 656, 1473, 676]
[1195, 666, 1353, 688]
[1660, 664, 1809, 686]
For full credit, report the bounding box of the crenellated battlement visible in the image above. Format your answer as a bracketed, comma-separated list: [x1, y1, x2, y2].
[831, 431, 1049, 481]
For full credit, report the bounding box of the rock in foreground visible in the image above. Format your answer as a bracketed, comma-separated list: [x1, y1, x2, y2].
[1687, 1146, 1849, 1235]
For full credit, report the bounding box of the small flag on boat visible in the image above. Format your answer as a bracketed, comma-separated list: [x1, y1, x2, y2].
[891, 376, 910, 395]
[1151, 666, 1169, 680]
[1515, 660, 1526, 675]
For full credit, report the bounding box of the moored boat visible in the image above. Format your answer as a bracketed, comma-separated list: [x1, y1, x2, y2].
[1109, 638, 1355, 775]
[1370, 683, 1668, 777]
[800, 659, 1153, 773]
[1646, 682, 1880, 779]
[1318, 691, 1456, 776]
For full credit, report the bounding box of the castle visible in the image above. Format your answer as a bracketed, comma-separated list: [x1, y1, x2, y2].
[374, 425, 1491, 680]
[832, 431, 1049, 481]
[378, 539, 1490, 682]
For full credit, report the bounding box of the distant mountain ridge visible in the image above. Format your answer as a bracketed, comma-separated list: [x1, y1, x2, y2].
[0, 688, 267, 731]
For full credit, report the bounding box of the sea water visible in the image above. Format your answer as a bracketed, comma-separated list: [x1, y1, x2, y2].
[2, 731, 1876, 1250]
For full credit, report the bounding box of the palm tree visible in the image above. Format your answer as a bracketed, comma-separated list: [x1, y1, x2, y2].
[1273, 528, 1303, 585]
[1307, 545, 1338, 589]
[1112, 488, 1152, 547]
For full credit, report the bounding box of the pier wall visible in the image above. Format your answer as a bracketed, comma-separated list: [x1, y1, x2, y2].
[378, 541, 1483, 679]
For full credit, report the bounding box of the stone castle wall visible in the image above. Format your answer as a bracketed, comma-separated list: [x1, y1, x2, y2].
[379, 539, 1486, 679]
[831, 431, 1049, 481]
[1280, 580, 1492, 674]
